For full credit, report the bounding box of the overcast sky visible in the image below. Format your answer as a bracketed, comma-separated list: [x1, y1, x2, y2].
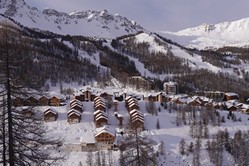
[25, 0, 249, 31]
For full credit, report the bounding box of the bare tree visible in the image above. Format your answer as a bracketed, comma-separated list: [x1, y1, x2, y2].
[107, 150, 114, 166]
[101, 151, 106, 166]
[86, 151, 94, 166]
[119, 126, 158, 166]
[95, 151, 101, 166]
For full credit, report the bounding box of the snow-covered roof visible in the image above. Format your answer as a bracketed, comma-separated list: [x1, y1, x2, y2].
[163, 81, 178, 86]
[224, 92, 239, 97]
[95, 115, 108, 121]
[131, 111, 143, 118]
[131, 116, 144, 123]
[95, 112, 108, 119]
[80, 133, 95, 144]
[94, 110, 106, 115]
[68, 111, 81, 117]
[95, 102, 106, 108]
[95, 125, 115, 137]
[71, 102, 83, 108]
[94, 100, 106, 106]
[94, 96, 106, 102]
[128, 102, 139, 108]
[68, 109, 81, 116]
[44, 108, 57, 115]
[129, 109, 140, 115]
[70, 99, 82, 104]
[125, 96, 132, 101]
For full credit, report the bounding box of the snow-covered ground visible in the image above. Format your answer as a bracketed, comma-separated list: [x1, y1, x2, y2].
[39, 85, 249, 166]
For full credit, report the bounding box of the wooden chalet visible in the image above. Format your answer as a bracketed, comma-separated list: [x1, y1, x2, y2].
[128, 102, 139, 112]
[94, 110, 107, 119]
[74, 93, 85, 102]
[95, 114, 108, 127]
[187, 99, 201, 107]
[173, 98, 186, 105]
[67, 109, 81, 124]
[44, 108, 58, 122]
[227, 105, 237, 112]
[100, 92, 113, 100]
[24, 96, 38, 106]
[241, 108, 249, 114]
[95, 126, 115, 150]
[49, 96, 61, 106]
[94, 100, 106, 108]
[20, 108, 35, 117]
[71, 103, 83, 113]
[38, 96, 49, 106]
[70, 99, 83, 107]
[94, 103, 106, 111]
[224, 93, 239, 101]
[131, 116, 144, 130]
[130, 109, 143, 117]
[13, 97, 24, 107]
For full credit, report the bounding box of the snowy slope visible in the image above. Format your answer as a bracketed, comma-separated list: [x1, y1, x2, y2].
[0, 0, 144, 38]
[161, 18, 249, 49]
[40, 84, 249, 166]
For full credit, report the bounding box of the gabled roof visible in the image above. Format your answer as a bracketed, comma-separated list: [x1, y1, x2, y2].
[94, 100, 106, 106]
[95, 102, 106, 108]
[95, 125, 115, 137]
[128, 102, 139, 108]
[94, 112, 108, 118]
[71, 102, 83, 108]
[95, 115, 108, 121]
[94, 96, 106, 102]
[70, 99, 82, 105]
[68, 109, 81, 116]
[39, 96, 49, 100]
[131, 116, 144, 123]
[130, 112, 143, 118]
[130, 109, 139, 115]
[44, 108, 57, 115]
[224, 92, 239, 97]
[68, 111, 81, 117]
[94, 110, 106, 115]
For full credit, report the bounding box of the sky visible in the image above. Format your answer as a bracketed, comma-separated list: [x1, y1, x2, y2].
[25, 0, 249, 32]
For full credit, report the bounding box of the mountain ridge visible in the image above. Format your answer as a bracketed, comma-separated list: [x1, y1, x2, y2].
[161, 17, 249, 49]
[0, 0, 144, 38]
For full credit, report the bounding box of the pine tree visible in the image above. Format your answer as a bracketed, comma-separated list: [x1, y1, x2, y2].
[179, 138, 186, 155]
[0, 21, 64, 166]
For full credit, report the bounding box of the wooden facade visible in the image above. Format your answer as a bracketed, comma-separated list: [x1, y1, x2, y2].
[24, 96, 38, 106]
[13, 97, 24, 107]
[49, 96, 61, 106]
[68, 111, 81, 124]
[44, 109, 58, 122]
[38, 96, 49, 106]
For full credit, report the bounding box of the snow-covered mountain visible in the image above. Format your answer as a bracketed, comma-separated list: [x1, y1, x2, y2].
[161, 18, 249, 50]
[0, 0, 144, 38]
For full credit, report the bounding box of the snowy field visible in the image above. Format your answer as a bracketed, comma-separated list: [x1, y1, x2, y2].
[39, 85, 249, 166]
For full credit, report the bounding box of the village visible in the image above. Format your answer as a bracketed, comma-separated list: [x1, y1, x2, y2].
[10, 80, 249, 155]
